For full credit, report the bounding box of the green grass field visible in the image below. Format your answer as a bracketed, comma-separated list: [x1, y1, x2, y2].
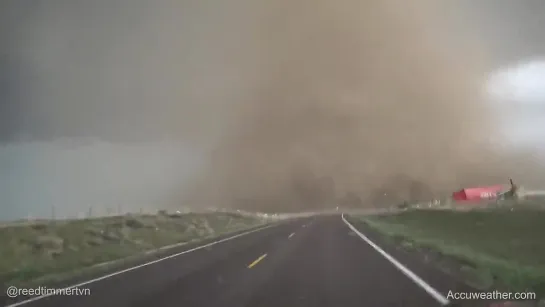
[0, 212, 269, 288]
[348, 208, 545, 298]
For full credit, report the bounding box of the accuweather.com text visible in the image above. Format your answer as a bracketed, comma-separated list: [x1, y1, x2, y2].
[447, 290, 536, 301]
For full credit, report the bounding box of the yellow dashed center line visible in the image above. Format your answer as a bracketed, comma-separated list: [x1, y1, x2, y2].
[248, 253, 267, 269]
[288, 232, 295, 239]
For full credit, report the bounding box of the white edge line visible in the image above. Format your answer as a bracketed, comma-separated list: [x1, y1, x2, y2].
[5, 223, 277, 307]
[341, 213, 450, 306]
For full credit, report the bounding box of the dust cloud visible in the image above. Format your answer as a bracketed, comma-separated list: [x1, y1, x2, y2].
[182, 0, 516, 211]
[5, 0, 544, 216]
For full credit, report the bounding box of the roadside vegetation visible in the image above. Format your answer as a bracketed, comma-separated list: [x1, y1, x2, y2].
[348, 204, 545, 299]
[0, 211, 271, 288]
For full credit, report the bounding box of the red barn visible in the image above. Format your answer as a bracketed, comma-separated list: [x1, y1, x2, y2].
[452, 185, 506, 202]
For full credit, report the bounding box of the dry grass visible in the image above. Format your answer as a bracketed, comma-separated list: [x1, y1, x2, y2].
[0, 212, 267, 287]
[348, 207, 545, 298]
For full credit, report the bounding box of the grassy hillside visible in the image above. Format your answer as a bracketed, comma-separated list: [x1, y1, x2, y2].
[0, 211, 270, 288]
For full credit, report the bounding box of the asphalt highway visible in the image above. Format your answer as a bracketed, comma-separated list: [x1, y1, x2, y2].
[3, 215, 483, 307]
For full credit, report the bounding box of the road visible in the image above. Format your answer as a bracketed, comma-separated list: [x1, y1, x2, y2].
[3, 215, 480, 307]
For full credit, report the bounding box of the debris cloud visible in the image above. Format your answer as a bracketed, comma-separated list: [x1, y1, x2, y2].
[4, 0, 544, 215]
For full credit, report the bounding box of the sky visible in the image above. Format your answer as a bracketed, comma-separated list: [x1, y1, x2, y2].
[487, 60, 545, 150]
[0, 0, 544, 219]
[457, 0, 545, 152]
[488, 60, 545, 103]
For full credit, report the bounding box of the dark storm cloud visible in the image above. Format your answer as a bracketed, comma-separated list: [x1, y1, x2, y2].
[2, 0, 545, 141]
